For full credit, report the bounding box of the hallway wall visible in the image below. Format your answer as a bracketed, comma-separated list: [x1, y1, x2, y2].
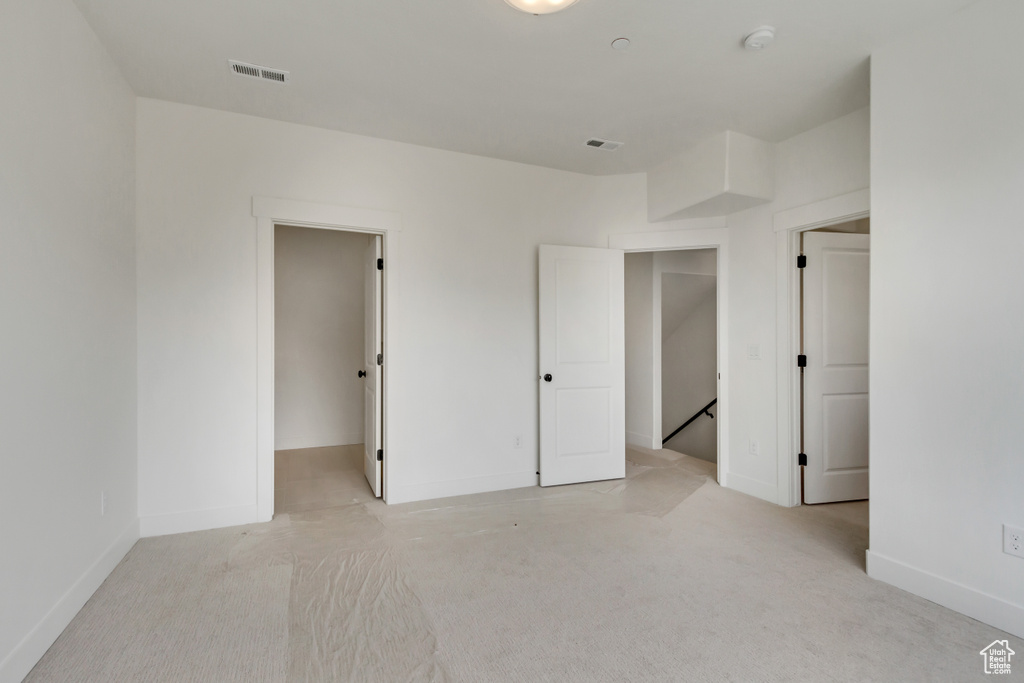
[662, 279, 717, 462]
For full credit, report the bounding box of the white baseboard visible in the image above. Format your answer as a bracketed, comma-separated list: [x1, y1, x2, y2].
[626, 431, 656, 449]
[721, 471, 777, 504]
[275, 432, 364, 451]
[139, 503, 258, 538]
[866, 550, 1024, 638]
[385, 471, 538, 505]
[0, 520, 139, 683]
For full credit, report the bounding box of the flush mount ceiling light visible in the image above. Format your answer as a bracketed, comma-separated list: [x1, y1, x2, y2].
[504, 0, 581, 15]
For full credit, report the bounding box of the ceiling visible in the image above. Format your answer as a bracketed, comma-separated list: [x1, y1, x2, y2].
[73, 0, 974, 176]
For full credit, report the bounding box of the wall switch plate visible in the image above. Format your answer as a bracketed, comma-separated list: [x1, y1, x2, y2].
[749, 439, 759, 456]
[512, 435, 522, 449]
[747, 344, 762, 360]
[1005, 524, 1024, 558]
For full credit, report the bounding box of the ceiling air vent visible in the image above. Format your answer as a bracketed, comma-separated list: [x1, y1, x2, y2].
[585, 138, 623, 151]
[229, 60, 290, 84]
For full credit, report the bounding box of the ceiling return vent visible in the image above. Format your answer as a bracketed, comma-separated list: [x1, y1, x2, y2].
[585, 138, 623, 151]
[229, 60, 290, 84]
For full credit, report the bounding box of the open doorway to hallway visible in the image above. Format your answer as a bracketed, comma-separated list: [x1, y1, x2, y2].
[624, 248, 719, 482]
[273, 225, 382, 513]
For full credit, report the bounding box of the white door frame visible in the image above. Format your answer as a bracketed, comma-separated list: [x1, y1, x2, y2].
[773, 189, 869, 507]
[610, 224, 730, 487]
[253, 197, 401, 520]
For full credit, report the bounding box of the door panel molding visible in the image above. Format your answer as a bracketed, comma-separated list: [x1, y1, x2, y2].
[539, 245, 625, 487]
[803, 231, 870, 503]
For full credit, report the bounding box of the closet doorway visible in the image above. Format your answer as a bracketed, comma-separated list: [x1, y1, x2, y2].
[273, 226, 384, 514]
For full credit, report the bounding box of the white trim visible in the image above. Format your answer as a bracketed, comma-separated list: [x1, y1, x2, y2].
[626, 430, 655, 449]
[386, 471, 538, 505]
[723, 472, 779, 503]
[609, 223, 727, 252]
[0, 521, 139, 683]
[140, 504, 258, 538]
[652, 266, 663, 448]
[608, 227, 730, 490]
[867, 551, 1024, 639]
[252, 197, 401, 232]
[254, 197, 401, 518]
[773, 190, 869, 507]
[773, 189, 870, 233]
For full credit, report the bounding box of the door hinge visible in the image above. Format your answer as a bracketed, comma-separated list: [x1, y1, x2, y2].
[797, 354, 807, 368]
[376, 449, 383, 462]
[797, 254, 807, 269]
[376, 353, 383, 366]
[798, 453, 808, 467]
[377, 258, 383, 271]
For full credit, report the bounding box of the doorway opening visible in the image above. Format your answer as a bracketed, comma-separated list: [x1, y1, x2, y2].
[537, 228, 729, 494]
[254, 196, 399, 521]
[797, 218, 870, 504]
[624, 248, 720, 483]
[272, 225, 384, 514]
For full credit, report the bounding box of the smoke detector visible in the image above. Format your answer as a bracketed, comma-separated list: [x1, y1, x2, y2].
[743, 26, 775, 51]
[585, 138, 623, 151]
[229, 60, 290, 84]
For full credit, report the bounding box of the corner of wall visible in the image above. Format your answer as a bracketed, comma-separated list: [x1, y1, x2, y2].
[0, 521, 139, 683]
[867, 550, 1024, 639]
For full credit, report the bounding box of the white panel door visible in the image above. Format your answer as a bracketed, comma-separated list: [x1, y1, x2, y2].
[363, 235, 383, 497]
[539, 245, 625, 486]
[803, 232, 870, 503]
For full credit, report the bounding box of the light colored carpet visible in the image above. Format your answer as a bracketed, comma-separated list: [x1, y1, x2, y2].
[25, 446, 1013, 682]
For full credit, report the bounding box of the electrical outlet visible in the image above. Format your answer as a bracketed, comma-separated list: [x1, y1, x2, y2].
[1005, 524, 1024, 559]
[748, 439, 760, 456]
[101, 491, 107, 517]
[512, 435, 522, 449]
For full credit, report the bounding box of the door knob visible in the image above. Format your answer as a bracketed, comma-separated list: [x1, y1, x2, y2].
[358, 370, 366, 378]
[543, 374, 553, 382]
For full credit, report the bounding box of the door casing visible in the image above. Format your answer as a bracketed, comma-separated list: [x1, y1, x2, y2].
[610, 224, 730, 489]
[774, 189, 869, 507]
[254, 197, 401, 520]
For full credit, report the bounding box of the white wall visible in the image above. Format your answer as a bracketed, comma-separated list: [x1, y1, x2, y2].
[136, 98, 651, 527]
[624, 253, 655, 448]
[0, 2, 137, 681]
[131, 71, 869, 537]
[662, 278, 718, 462]
[275, 226, 366, 450]
[725, 107, 870, 502]
[868, 0, 1024, 637]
